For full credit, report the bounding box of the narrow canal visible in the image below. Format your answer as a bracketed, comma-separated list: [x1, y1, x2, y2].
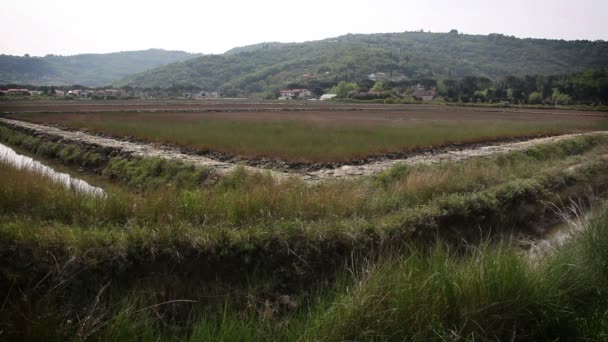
[0, 142, 105, 197]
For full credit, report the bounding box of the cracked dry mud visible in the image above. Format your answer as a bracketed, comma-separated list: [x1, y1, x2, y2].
[1, 117, 606, 183]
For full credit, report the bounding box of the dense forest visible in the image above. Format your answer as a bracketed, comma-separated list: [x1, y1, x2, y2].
[118, 31, 608, 96]
[0, 49, 201, 87]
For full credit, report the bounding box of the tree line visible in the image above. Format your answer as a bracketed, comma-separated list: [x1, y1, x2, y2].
[319, 70, 608, 105]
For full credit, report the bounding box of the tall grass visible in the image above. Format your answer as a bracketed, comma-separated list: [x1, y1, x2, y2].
[11, 111, 608, 162]
[311, 205, 608, 341]
[3, 129, 608, 339]
[2, 133, 608, 229]
[28, 205, 608, 341]
[305, 245, 575, 340]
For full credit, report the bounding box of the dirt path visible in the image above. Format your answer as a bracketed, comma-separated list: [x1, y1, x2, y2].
[1, 117, 606, 183]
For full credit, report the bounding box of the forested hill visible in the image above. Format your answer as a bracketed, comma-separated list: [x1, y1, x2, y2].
[117, 31, 608, 95]
[0, 49, 201, 87]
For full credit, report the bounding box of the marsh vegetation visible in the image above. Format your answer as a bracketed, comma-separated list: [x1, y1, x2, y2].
[1, 102, 608, 340]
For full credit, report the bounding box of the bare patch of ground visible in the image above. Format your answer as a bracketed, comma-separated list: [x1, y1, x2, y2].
[1, 117, 607, 183]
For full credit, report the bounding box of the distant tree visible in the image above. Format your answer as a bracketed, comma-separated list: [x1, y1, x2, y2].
[286, 82, 306, 89]
[505, 75, 525, 103]
[419, 78, 438, 89]
[484, 87, 498, 102]
[263, 89, 279, 99]
[477, 77, 493, 90]
[371, 81, 385, 92]
[24, 54, 30, 58]
[528, 91, 543, 104]
[460, 76, 479, 102]
[438, 79, 459, 100]
[552, 89, 572, 105]
[358, 78, 376, 92]
[329, 81, 358, 97]
[472, 90, 486, 102]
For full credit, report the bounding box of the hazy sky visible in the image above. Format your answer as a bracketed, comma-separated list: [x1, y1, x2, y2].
[1, 0, 606, 57]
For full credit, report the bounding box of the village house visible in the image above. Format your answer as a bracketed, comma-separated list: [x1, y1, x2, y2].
[108, 89, 120, 97]
[193, 91, 219, 99]
[6, 89, 31, 96]
[278, 89, 312, 100]
[67, 89, 93, 98]
[412, 84, 437, 101]
[368, 72, 389, 82]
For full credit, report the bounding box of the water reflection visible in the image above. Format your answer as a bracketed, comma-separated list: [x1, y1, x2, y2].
[0, 143, 105, 197]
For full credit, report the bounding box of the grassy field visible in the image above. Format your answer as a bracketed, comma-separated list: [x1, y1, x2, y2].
[3, 118, 608, 339]
[2, 123, 608, 227]
[2, 153, 608, 339]
[2, 101, 608, 340]
[8, 109, 608, 162]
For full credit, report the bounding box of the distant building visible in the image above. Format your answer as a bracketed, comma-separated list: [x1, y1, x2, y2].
[193, 91, 219, 99]
[412, 84, 437, 101]
[368, 72, 389, 82]
[67, 89, 93, 98]
[279, 89, 311, 100]
[6, 89, 31, 96]
[320, 94, 338, 101]
[104, 89, 120, 97]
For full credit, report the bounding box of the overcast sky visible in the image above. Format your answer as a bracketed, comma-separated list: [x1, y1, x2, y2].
[1, 0, 606, 57]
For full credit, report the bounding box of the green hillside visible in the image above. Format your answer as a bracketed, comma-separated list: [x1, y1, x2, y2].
[0, 49, 201, 87]
[118, 31, 608, 95]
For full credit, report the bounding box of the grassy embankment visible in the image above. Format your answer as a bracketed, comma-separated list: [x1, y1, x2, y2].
[181, 208, 608, 341]
[3, 157, 608, 340]
[9, 111, 608, 162]
[2, 123, 608, 228]
[2, 122, 608, 339]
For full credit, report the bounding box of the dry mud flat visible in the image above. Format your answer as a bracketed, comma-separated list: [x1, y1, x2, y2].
[2, 117, 607, 183]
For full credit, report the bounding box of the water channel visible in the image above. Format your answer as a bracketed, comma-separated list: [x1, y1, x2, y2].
[0, 142, 105, 197]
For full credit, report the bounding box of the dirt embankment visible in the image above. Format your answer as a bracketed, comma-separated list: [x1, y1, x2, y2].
[1, 117, 607, 183]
